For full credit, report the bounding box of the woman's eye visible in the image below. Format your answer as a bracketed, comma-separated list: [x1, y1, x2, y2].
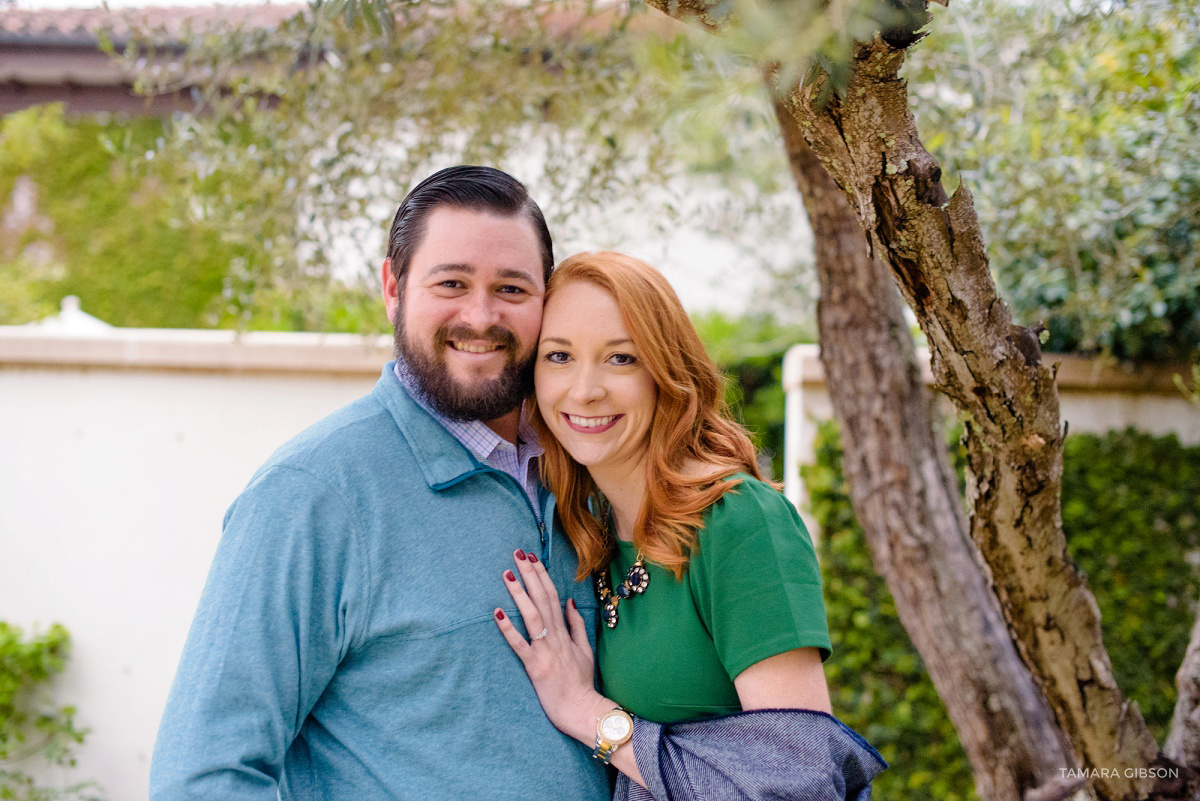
[544, 351, 570, 364]
[609, 353, 637, 366]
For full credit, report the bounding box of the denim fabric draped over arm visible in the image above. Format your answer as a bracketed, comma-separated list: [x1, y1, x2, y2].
[614, 709, 886, 801]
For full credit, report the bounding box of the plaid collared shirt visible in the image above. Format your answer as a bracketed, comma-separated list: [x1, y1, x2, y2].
[394, 361, 543, 520]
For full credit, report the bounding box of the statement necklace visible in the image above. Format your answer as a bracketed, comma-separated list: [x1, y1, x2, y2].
[595, 551, 650, 629]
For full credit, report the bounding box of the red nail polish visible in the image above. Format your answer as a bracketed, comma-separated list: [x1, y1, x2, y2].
[568, 599, 575, 609]
[504, 570, 516, 582]
[515, 550, 527, 561]
[495, 609, 505, 621]
[527, 552, 539, 564]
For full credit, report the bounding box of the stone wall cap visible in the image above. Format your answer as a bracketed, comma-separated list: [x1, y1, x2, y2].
[783, 342, 1190, 396]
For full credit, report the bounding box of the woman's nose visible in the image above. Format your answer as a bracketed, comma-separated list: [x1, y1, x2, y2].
[568, 366, 606, 403]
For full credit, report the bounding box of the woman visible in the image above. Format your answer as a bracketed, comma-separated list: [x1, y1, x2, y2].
[493, 252, 883, 800]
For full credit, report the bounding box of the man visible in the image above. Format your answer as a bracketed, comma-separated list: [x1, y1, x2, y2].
[150, 166, 610, 800]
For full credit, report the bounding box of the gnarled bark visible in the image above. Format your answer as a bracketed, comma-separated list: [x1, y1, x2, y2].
[772, 95, 1081, 801]
[1166, 612, 1200, 769]
[771, 33, 1168, 800]
[641, 1, 1189, 799]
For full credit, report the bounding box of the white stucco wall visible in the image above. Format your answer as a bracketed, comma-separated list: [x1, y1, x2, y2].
[0, 326, 391, 800]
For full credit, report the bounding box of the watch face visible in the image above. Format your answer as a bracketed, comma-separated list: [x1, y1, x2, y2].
[600, 711, 632, 741]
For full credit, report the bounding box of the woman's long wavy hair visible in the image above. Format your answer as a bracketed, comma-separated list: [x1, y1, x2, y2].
[531, 252, 766, 580]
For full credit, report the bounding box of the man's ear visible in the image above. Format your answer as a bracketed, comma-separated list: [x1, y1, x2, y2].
[382, 259, 400, 325]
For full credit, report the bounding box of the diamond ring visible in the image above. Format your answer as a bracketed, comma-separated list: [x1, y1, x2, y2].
[531, 627, 549, 641]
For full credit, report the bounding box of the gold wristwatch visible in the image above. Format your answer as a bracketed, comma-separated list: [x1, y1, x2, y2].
[592, 707, 634, 764]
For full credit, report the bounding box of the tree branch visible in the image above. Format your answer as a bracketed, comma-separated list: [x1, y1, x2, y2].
[774, 33, 1164, 800]
[1166, 611, 1200, 770]
[640, 0, 1181, 797]
[775, 32, 1167, 801]
[772, 89, 1082, 801]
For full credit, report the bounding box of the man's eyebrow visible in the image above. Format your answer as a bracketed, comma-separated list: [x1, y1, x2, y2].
[497, 268, 539, 284]
[426, 263, 474, 276]
[423, 264, 538, 285]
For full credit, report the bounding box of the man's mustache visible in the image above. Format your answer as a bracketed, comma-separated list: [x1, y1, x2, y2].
[433, 324, 519, 356]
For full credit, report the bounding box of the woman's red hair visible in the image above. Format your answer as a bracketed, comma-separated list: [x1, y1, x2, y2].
[531, 252, 767, 580]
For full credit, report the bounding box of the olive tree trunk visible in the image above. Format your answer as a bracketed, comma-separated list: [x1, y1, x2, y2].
[772, 95, 1082, 801]
[641, 1, 1193, 799]
[769, 31, 1174, 800]
[1166, 614, 1200, 769]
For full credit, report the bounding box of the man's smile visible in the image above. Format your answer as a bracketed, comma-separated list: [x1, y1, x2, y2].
[448, 341, 506, 354]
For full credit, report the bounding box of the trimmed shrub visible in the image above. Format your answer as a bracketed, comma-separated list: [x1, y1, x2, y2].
[805, 423, 1200, 800]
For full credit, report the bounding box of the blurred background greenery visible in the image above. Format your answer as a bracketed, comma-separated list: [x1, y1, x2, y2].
[2, 0, 1196, 423]
[806, 422, 1200, 800]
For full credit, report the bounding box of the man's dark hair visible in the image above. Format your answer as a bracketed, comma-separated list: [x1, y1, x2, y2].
[385, 166, 553, 289]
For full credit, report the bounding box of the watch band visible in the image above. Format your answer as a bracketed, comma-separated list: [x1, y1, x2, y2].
[592, 739, 619, 764]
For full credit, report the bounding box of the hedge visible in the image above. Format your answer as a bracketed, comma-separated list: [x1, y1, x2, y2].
[803, 423, 1200, 800]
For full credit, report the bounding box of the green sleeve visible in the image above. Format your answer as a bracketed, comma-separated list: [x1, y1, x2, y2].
[690, 477, 832, 681]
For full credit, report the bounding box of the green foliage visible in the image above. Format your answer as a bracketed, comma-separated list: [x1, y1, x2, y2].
[805, 420, 1200, 797]
[124, 2, 680, 326]
[118, 0, 817, 330]
[10, 0, 1194, 356]
[1177, 364, 1200, 406]
[0, 104, 254, 329]
[908, 0, 1200, 362]
[1061, 428, 1200, 743]
[6, 2, 821, 333]
[694, 311, 814, 476]
[643, 0, 902, 97]
[0, 623, 102, 801]
[802, 421, 976, 801]
[0, 259, 55, 326]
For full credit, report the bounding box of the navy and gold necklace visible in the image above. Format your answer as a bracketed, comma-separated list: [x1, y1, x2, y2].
[595, 522, 651, 629]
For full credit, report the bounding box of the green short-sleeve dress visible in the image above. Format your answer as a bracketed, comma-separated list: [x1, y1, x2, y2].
[596, 475, 831, 725]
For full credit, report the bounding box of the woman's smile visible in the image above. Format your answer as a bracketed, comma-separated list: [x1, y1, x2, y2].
[563, 413, 624, 433]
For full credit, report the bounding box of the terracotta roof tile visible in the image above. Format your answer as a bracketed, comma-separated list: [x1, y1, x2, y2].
[0, 4, 302, 45]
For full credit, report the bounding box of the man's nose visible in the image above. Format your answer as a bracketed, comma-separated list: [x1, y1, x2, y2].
[456, 291, 502, 332]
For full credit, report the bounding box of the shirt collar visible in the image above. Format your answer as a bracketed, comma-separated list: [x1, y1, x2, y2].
[393, 360, 541, 462]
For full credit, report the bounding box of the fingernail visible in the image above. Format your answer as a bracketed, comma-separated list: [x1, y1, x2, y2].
[515, 550, 527, 561]
[495, 609, 505, 621]
[504, 570, 516, 582]
[568, 598, 575, 609]
[527, 552, 539, 564]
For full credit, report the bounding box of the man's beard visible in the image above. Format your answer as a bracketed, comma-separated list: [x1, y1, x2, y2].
[395, 315, 535, 423]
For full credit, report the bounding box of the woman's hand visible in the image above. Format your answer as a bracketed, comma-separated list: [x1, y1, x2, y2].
[493, 550, 609, 743]
[495, 551, 649, 788]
